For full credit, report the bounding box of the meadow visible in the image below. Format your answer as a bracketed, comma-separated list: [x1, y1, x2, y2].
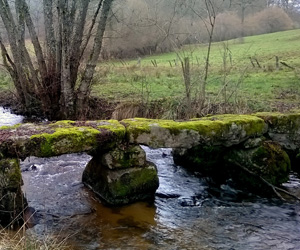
[0, 29, 299, 118]
[91, 29, 300, 116]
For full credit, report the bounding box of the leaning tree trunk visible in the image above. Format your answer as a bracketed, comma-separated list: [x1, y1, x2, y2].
[0, 0, 114, 120]
[76, 0, 112, 119]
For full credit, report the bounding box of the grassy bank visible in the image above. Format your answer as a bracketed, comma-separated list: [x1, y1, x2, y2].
[0, 29, 299, 118]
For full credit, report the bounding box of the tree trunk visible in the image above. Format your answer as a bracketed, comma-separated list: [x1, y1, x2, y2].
[76, 0, 113, 118]
[0, 0, 114, 120]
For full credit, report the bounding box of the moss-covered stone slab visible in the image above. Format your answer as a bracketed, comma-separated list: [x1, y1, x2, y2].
[0, 158, 27, 225]
[122, 115, 267, 148]
[0, 120, 126, 159]
[255, 112, 300, 151]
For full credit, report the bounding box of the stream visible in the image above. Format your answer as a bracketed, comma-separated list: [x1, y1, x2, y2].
[1, 107, 300, 249]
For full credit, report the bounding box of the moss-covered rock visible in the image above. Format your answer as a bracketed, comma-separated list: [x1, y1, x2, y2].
[173, 145, 226, 179]
[173, 140, 290, 193]
[255, 112, 300, 151]
[82, 155, 159, 205]
[122, 115, 267, 148]
[0, 158, 27, 226]
[225, 141, 291, 188]
[102, 145, 147, 170]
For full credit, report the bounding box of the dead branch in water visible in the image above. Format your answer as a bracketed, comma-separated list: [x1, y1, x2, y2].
[229, 160, 300, 202]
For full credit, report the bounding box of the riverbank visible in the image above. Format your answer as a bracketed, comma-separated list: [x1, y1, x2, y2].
[0, 226, 72, 250]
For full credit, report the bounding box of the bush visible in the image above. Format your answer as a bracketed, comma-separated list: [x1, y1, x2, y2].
[214, 12, 242, 41]
[244, 7, 293, 35]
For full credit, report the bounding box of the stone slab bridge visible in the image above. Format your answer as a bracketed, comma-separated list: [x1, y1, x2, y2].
[1, 112, 300, 225]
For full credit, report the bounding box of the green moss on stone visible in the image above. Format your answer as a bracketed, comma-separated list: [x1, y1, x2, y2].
[226, 141, 291, 186]
[97, 119, 126, 138]
[26, 120, 127, 157]
[252, 141, 291, 184]
[0, 158, 21, 189]
[50, 120, 76, 127]
[30, 127, 100, 157]
[0, 124, 22, 130]
[255, 112, 300, 133]
[122, 118, 152, 140]
[200, 114, 267, 137]
[103, 145, 146, 169]
[122, 115, 266, 144]
[109, 167, 159, 198]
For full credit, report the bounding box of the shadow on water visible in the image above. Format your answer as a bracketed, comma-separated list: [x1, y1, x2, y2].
[1, 107, 300, 249]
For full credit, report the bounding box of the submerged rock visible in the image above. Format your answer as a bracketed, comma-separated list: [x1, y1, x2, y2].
[173, 140, 291, 193]
[225, 141, 291, 187]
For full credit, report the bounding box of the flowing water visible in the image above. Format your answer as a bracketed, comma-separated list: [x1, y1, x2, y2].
[1, 108, 300, 250]
[0, 106, 23, 126]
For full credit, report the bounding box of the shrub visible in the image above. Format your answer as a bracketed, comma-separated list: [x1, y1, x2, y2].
[214, 12, 242, 41]
[244, 7, 293, 35]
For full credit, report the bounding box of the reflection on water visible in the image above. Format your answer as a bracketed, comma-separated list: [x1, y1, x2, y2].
[1, 107, 300, 249]
[20, 148, 300, 250]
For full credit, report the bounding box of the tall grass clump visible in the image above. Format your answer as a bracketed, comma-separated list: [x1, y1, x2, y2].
[0, 226, 72, 250]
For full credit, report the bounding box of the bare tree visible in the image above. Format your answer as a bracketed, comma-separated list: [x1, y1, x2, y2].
[225, 0, 267, 37]
[0, 0, 114, 119]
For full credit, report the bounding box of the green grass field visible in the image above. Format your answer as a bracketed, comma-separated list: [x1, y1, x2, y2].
[92, 29, 300, 113]
[0, 29, 299, 115]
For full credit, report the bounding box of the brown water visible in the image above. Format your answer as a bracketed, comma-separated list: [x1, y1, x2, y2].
[1, 107, 300, 250]
[20, 149, 300, 250]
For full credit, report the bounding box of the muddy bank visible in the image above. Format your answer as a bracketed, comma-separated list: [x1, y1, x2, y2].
[0, 92, 117, 121]
[1, 90, 300, 121]
[0, 91, 21, 113]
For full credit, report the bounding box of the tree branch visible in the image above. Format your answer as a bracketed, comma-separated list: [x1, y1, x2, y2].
[232, 161, 300, 202]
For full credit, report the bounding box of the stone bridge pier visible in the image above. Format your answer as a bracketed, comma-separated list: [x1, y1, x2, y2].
[1, 113, 300, 225]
